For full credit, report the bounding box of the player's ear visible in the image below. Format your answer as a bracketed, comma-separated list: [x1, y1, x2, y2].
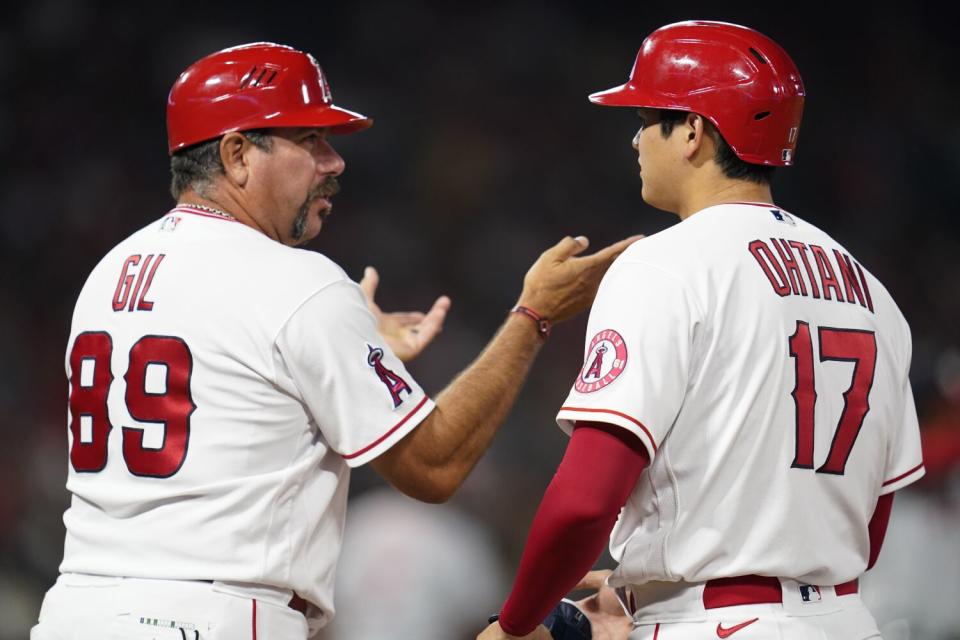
[219, 132, 250, 187]
[683, 113, 709, 163]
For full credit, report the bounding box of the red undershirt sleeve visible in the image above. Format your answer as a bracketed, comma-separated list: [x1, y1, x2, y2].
[867, 492, 894, 570]
[498, 421, 650, 636]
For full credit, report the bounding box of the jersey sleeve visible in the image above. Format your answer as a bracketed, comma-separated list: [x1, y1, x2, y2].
[556, 259, 702, 461]
[274, 280, 435, 468]
[879, 373, 925, 494]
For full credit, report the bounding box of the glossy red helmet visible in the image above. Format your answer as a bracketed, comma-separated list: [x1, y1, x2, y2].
[166, 42, 371, 154]
[590, 21, 804, 166]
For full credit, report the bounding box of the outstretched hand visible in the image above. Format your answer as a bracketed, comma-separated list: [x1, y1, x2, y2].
[518, 235, 643, 325]
[570, 570, 633, 640]
[359, 266, 451, 363]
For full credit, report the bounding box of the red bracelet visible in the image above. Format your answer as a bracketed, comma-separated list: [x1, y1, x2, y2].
[510, 305, 551, 339]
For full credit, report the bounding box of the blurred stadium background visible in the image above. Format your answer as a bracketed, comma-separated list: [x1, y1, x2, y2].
[1, 1, 958, 638]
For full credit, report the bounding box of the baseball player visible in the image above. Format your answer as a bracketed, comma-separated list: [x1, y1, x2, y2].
[479, 21, 923, 640]
[31, 42, 638, 639]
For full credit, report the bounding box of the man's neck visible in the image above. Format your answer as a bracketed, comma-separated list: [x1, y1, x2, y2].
[177, 190, 272, 239]
[675, 178, 774, 221]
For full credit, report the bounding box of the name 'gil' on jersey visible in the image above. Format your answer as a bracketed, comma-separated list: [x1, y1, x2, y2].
[112, 254, 166, 312]
[748, 238, 873, 313]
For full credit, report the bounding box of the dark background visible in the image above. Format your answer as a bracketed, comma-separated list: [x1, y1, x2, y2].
[2, 1, 958, 638]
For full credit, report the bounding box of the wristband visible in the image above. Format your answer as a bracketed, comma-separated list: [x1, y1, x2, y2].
[543, 600, 592, 640]
[510, 305, 552, 339]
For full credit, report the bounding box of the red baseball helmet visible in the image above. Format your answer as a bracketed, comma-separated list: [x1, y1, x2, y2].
[166, 42, 372, 154]
[590, 21, 805, 166]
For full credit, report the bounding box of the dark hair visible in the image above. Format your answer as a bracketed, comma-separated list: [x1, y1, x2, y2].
[169, 130, 273, 200]
[658, 109, 774, 185]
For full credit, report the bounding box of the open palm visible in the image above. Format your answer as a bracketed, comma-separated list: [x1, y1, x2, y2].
[359, 266, 451, 363]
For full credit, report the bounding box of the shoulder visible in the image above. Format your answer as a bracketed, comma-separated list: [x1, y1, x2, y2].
[270, 245, 350, 283]
[594, 235, 705, 319]
[241, 245, 357, 323]
[607, 222, 700, 282]
[191, 218, 354, 293]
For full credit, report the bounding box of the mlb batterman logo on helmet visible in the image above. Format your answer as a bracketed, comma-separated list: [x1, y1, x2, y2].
[589, 20, 805, 166]
[166, 42, 372, 154]
[575, 329, 628, 393]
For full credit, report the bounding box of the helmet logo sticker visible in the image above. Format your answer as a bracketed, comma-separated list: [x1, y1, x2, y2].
[307, 53, 333, 103]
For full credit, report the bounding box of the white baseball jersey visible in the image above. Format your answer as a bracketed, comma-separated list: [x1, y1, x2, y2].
[60, 205, 435, 627]
[556, 202, 924, 589]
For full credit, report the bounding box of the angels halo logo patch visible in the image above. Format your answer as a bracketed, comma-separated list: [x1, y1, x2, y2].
[575, 329, 628, 393]
[366, 344, 412, 407]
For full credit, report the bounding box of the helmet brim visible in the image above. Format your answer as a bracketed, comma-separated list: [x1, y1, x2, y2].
[168, 104, 372, 154]
[254, 104, 373, 135]
[588, 82, 677, 110]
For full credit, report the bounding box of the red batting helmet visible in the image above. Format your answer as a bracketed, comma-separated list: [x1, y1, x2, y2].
[590, 21, 805, 166]
[166, 42, 371, 154]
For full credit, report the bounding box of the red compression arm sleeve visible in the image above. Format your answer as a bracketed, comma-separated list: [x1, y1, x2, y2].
[498, 421, 650, 636]
[867, 492, 894, 570]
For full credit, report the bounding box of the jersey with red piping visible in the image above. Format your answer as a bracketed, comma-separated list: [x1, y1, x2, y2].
[61, 206, 433, 628]
[556, 203, 923, 590]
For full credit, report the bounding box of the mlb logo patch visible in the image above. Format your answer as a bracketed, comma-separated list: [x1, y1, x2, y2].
[799, 585, 822, 602]
[769, 209, 795, 226]
[160, 215, 182, 232]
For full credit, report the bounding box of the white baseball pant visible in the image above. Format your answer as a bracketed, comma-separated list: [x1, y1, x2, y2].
[31, 573, 309, 640]
[621, 577, 882, 640]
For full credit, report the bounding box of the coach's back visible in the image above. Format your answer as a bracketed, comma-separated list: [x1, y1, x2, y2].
[60, 205, 433, 619]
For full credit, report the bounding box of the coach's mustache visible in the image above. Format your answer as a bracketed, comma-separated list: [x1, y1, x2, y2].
[313, 176, 340, 200]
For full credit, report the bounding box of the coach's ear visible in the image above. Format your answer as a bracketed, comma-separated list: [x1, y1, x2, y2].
[219, 132, 251, 187]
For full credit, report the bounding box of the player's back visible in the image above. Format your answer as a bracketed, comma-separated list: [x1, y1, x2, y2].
[578, 202, 923, 588]
[60, 205, 351, 592]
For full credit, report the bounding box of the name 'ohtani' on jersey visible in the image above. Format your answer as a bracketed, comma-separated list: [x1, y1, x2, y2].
[748, 238, 874, 313]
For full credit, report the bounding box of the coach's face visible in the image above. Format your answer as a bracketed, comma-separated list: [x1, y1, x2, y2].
[247, 127, 345, 246]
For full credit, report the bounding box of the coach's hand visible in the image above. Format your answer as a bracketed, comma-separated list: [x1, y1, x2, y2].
[360, 266, 451, 363]
[517, 235, 642, 324]
[477, 621, 552, 640]
[571, 570, 632, 640]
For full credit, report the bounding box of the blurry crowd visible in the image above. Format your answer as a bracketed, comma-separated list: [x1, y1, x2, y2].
[1, 1, 957, 638]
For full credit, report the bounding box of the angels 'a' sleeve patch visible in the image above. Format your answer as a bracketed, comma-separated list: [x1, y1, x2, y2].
[365, 343, 413, 407]
[274, 281, 432, 467]
[575, 329, 628, 393]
